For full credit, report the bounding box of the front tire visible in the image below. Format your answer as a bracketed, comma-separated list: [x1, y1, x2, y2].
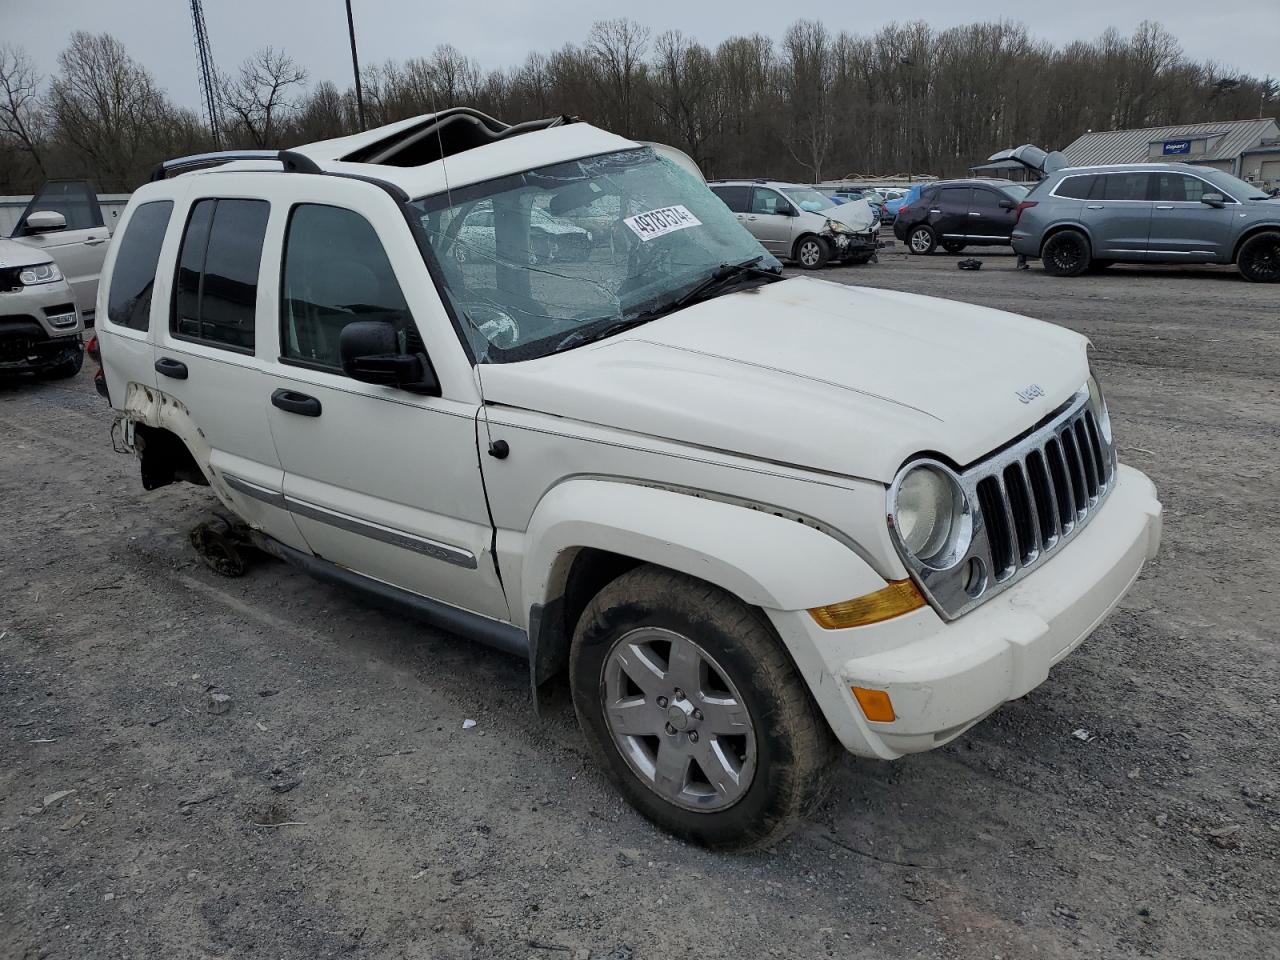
[1041, 229, 1091, 277]
[570, 565, 838, 849]
[38, 344, 84, 380]
[908, 225, 937, 255]
[1237, 231, 1280, 283]
[941, 240, 966, 254]
[793, 236, 830, 270]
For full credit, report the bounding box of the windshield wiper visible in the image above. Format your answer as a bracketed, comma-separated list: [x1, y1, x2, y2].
[664, 256, 783, 313]
[552, 316, 655, 354]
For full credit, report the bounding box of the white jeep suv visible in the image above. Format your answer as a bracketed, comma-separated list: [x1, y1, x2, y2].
[96, 109, 1162, 848]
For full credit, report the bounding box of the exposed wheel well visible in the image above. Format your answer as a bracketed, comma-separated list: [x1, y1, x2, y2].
[133, 423, 208, 491]
[1231, 225, 1280, 263]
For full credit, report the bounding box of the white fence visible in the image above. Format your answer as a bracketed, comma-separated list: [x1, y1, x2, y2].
[0, 194, 132, 236]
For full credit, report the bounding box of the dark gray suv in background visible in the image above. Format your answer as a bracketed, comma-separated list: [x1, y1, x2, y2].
[1011, 163, 1280, 282]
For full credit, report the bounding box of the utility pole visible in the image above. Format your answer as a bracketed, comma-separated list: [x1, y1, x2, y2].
[345, 0, 367, 131]
[900, 57, 914, 182]
[189, 0, 220, 147]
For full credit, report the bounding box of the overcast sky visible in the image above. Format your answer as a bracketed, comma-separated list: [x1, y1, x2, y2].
[3, 0, 1276, 112]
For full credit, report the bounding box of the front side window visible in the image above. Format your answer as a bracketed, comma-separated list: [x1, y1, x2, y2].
[1154, 173, 1207, 203]
[17, 180, 104, 234]
[780, 187, 836, 213]
[172, 198, 269, 352]
[106, 200, 173, 331]
[280, 204, 419, 371]
[751, 188, 789, 215]
[410, 147, 779, 363]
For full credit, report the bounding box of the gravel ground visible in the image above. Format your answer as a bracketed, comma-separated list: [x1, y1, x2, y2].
[2, 245, 1277, 960]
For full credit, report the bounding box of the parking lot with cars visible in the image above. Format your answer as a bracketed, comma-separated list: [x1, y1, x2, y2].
[2, 236, 1276, 959]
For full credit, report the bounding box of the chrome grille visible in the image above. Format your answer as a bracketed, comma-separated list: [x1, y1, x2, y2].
[893, 389, 1116, 620]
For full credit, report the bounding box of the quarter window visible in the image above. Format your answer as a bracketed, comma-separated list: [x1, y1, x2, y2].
[280, 204, 419, 372]
[172, 198, 269, 352]
[106, 200, 173, 331]
[1054, 176, 1096, 200]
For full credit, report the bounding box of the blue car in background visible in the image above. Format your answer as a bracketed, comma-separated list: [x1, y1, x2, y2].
[884, 184, 924, 220]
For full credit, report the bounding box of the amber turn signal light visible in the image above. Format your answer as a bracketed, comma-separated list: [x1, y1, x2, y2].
[807, 579, 927, 629]
[852, 687, 896, 723]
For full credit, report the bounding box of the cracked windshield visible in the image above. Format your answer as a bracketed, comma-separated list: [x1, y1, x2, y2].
[410, 147, 779, 362]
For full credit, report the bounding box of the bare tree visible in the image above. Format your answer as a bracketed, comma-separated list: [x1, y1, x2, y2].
[588, 19, 651, 135]
[218, 46, 308, 148]
[0, 44, 47, 177]
[780, 20, 835, 180]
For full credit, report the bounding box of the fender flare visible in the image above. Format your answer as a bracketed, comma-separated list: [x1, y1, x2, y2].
[522, 478, 885, 617]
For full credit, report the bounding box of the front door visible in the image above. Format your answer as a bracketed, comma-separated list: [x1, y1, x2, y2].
[965, 187, 1017, 244]
[13, 180, 111, 319]
[1086, 172, 1154, 258]
[263, 189, 509, 622]
[1147, 171, 1236, 261]
[746, 188, 797, 255]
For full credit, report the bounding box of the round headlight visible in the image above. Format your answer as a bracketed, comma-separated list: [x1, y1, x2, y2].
[893, 464, 961, 563]
[1087, 374, 1112, 444]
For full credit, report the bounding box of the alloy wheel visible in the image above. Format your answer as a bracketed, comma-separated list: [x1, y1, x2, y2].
[799, 241, 821, 267]
[602, 627, 757, 812]
[1242, 237, 1280, 282]
[910, 229, 933, 253]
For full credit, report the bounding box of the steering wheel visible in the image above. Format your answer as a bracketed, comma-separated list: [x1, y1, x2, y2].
[459, 296, 521, 350]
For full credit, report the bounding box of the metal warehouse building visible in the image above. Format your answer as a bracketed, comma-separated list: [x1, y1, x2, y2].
[1061, 118, 1280, 189]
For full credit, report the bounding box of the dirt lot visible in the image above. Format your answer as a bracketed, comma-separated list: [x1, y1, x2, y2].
[2, 246, 1278, 960]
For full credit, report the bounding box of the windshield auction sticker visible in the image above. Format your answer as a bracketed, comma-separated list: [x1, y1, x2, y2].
[624, 205, 702, 242]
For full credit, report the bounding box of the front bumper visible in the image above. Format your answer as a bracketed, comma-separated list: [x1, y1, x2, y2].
[768, 464, 1161, 759]
[829, 230, 878, 257]
[1, 282, 83, 372]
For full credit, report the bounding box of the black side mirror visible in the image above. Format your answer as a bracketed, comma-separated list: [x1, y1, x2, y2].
[1200, 192, 1226, 208]
[998, 198, 1016, 210]
[339, 320, 440, 395]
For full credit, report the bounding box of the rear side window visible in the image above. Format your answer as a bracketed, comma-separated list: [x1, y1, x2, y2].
[106, 200, 173, 331]
[939, 187, 971, 208]
[172, 198, 269, 353]
[711, 185, 750, 213]
[280, 204, 418, 372]
[1095, 173, 1151, 202]
[1054, 175, 1096, 200]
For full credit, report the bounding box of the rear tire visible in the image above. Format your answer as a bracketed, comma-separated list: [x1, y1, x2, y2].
[908, 226, 937, 255]
[570, 565, 839, 850]
[1041, 229, 1091, 277]
[794, 236, 830, 270]
[1237, 231, 1280, 283]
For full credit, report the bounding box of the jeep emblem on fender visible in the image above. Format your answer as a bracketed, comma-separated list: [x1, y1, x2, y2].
[1016, 384, 1045, 404]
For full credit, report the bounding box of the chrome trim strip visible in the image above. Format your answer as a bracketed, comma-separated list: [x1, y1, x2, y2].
[282, 496, 479, 569]
[224, 473, 287, 509]
[222, 473, 478, 569]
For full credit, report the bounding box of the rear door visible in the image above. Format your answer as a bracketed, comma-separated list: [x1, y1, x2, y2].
[12, 180, 110, 320]
[1148, 171, 1235, 261]
[1085, 172, 1154, 258]
[747, 188, 797, 255]
[965, 186, 1017, 243]
[154, 185, 309, 553]
[931, 186, 972, 241]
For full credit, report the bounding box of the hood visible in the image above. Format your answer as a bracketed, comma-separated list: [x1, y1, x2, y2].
[0, 237, 54, 270]
[828, 199, 876, 231]
[480, 277, 1089, 483]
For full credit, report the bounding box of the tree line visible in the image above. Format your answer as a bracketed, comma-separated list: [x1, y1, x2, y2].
[1, 19, 1274, 194]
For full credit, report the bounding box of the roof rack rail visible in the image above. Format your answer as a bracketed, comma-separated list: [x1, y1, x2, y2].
[149, 149, 321, 182]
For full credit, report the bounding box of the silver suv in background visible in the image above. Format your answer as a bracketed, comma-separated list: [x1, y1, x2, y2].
[1011, 163, 1280, 282]
[709, 180, 878, 269]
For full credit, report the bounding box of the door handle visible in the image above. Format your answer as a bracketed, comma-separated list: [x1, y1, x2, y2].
[154, 357, 188, 380]
[968, 211, 981, 216]
[271, 388, 322, 417]
[929, 209, 940, 214]
[747, 215, 758, 221]
[1155, 204, 1174, 210]
[1085, 204, 1104, 209]
[84, 237, 107, 246]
